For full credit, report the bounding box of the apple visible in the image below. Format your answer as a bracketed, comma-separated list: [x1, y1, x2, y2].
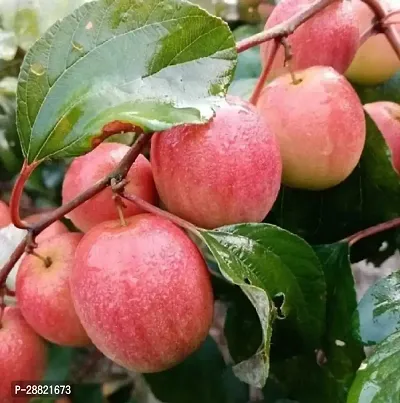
[70, 214, 214, 373]
[62, 142, 157, 232]
[24, 213, 68, 243]
[0, 201, 11, 228]
[346, 0, 400, 85]
[150, 96, 282, 229]
[0, 307, 47, 403]
[364, 102, 400, 173]
[261, 0, 359, 80]
[16, 232, 91, 347]
[257, 66, 366, 190]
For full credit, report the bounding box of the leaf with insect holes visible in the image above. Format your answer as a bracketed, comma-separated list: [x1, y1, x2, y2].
[200, 224, 326, 388]
[16, 0, 237, 163]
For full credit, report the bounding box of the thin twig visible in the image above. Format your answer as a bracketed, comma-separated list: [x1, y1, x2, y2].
[362, 0, 400, 60]
[120, 191, 202, 236]
[236, 0, 335, 53]
[249, 39, 279, 105]
[344, 218, 400, 247]
[360, 23, 380, 46]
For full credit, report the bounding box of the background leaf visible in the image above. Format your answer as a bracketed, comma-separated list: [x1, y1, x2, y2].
[347, 331, 400, 403]
[17, 0, 237, 163]
[353, 270, 400, 345]
[144, 336, 249, 403]
[314, 243, 365, 391]
[200, 224, 325, 387]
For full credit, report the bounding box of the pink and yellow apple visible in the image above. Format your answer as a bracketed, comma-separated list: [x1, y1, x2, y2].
[62, 142, 157, 232]
[151, 96, 282, 229]
[70, 214, 214, 373]
[257, 66, 366, 190]
[0, 307, 47, 403]
[16, 232, 91, 347]
[261, 0, 359, 80]
[364, 102, 400, 173]
[346, 0, 400, 85]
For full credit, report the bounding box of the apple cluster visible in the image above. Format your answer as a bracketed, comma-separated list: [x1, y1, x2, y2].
[1, 0, 400, 401]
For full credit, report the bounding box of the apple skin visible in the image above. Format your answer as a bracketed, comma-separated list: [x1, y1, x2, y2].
[24, 213, 68, 243]
[16, 232, 91, 347]
[150, 96, 282, 229]
[0, 201, 11, 228]
[62, 142, 157, 232]
[346, 0, 400, 85]
[70, 214, 214, 373]
[261, 0, 359, 80]
[0, 307, 47, 403]
[364, 102, 400, 173]
[257, 66, 366, 190]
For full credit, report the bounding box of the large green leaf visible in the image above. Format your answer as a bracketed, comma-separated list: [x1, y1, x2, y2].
[265, 356, 347, 403]
[347, 331, 400, 403]
[144, 336, 249, 403]
[314, 243, 365, 391]
[353, 271, 400, 346]
[268, 114, 400, 253]
[16, 0, 237, 163]
[200, 224, 325, 388]
[43, 344, 77, 382]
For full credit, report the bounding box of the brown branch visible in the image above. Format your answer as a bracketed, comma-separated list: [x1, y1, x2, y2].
[120, 191, 202, 236]
[362, 0, 400, 60]
[236, 0, 336, 53]
[249, 39, 279, 105]
[345, 218, 400, 247]
[0, 132, 152, 287]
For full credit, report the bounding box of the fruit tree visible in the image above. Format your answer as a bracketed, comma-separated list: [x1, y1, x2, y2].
[1, 0, 400, 402]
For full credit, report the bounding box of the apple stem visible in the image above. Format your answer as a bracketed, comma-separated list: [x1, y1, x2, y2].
[250, 39, 279, 105]
[360, 23, 379, 46]
[344, 217, 400, 246]
[281, 38, 302, 85]
[0, 132, 153, 288]
[29, 251, 52, 268]
[120, 191, 202, 237]
[236, 0, 336, 53]
[10, 160, 40, 230]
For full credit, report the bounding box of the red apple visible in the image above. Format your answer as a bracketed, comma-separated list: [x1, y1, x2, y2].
[24, 213, 68, 243]
[62, 142, 157, 232]
[261, 0, 359, 80]
[0, 201, 11, 228]
[16, 233, 91, 347]
[257, 66, 366, 190]
[364, 102, 400, 173]
[0, 307, 47, 403]
[346, 0, 400, 85]
[150, 96, 282, 229]
[70, 214, 214, 373]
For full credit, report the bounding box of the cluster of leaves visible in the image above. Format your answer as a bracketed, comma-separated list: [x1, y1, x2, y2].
[2, 0, 400, 402]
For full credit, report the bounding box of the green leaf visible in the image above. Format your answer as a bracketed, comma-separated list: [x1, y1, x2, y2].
[232, 25, 262, 80]
[353, 71, 400, 105]
[266, 356, 347, 403]
[347, 331, 400, 403]
[353, 271, 400, 346]
[144, 336, 249, 403]
[43, 344, 76, 381]
[72, 383, 103, 403]
[268, 114, 400, 252]
[200, 224, 326, 388]
[314, 243, 365, 390]
[17, 0, 237, 163]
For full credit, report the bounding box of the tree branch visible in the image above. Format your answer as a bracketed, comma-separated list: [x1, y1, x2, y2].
[345, 218, 400, 246]
[0, 132, 152, 287]
[362, 0, 400, 60]
[236, 0, 336, 53]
